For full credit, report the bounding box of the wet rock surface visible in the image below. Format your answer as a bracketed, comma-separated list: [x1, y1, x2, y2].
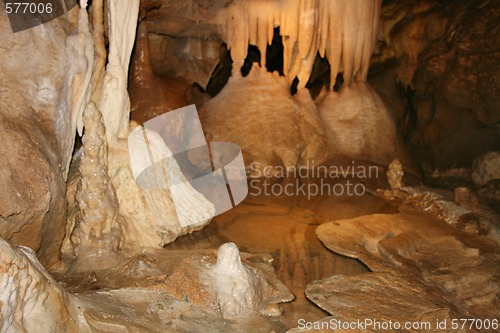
[129, 22, 192, 124]
[288, 189, 499, 332]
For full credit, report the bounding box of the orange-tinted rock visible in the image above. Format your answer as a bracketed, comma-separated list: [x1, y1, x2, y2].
[0, 10, 78, 269]
[201, 65, 327, 175]
[129, 22, 190, 124]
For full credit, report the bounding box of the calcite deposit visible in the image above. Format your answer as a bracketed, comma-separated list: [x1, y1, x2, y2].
[0, 2, 82, 269]
[163, 243, 294, 319]
[0, 238, 84, 333]
[70, 102, 123, 255]
[316, 82, 414, 170]
[0, 0, 498, 332]
[201, 65, 328, 175]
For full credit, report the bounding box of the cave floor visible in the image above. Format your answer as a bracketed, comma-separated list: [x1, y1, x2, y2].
[165, 188, 398, 328]
[53, 175, 400, 331]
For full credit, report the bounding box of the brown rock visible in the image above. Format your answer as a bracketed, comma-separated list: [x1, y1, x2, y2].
[411, 0, 500, 168]
[0, 12, 78, 268]
[317, 83, 415, 172]
[290, 211, 499, 332]
[129, 22, 191, 124]
[201, 65, 327, 175]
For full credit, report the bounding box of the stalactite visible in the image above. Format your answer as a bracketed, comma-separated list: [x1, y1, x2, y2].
[99, 0, 140, 143]
[90, 0, 106, 104]
[68, 0, 94, 139]
[220, 0, 382, 88]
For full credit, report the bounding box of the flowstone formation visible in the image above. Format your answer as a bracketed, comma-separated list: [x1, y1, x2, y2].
[0, 1, 81, 269]
[0, 238, 294, 333]
[0, 238, 84, 333]
[316, 83, 414, 170]
[137, 0, 413, 173]
[129, 22, 192, 124]
[296, 212, 499, 333]
[201, 65, 327, 175]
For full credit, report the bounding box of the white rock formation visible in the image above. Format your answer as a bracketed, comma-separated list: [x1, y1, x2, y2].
[98, 0, 140, 143]
[219, 0, 381, 88]
[0, 238, 85, 333]
[108, 126, 215, 248]
[61, 0, 215, 255]
[164, 243, 293, 319]
[71, 102, 123, 255]
[212, 243, 262, 318]
[69, 0, 96, 151]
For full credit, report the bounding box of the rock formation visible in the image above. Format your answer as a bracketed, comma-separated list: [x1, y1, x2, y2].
[288, 209, 499, 333]
[387, 159, 404, 189]
[129, 22, 192, 124]
[472, 151, 500, 187]
[0, 238, 85, 333]
[316, 82, 414, 170]
[163, 243, 294, 319]
[372, 0, 500, 170]
[201, 65, 327, 175]
[70, 102, 123, 255]
[219, 0, 381, 88]
[0, 2, 86, 269]
[0, 0, 498, 332]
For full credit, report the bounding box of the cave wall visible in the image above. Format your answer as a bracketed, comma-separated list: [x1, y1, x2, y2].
[140, 0, 499, 173]
[371, 0, 500, 171]
[0, 9, 81, 268]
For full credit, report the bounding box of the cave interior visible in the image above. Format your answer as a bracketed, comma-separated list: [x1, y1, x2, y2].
[0, 0, 499, 332]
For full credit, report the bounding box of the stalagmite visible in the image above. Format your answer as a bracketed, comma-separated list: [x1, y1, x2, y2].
[71, 102, 122, 255]
[212, 243, 262, 318]
[163, 243, 294, 319]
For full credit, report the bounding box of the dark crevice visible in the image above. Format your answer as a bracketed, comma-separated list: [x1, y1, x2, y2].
[266, 27, 284, 75]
